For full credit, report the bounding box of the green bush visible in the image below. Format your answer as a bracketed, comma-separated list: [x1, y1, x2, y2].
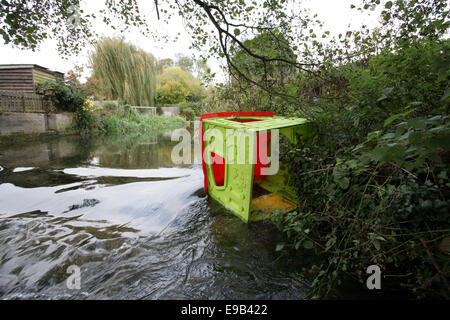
[157, 66, 205, 103]
[261, 7, 450, 298]
[73, 108, 99, 133]
[179, 101, 203, 116]
[36, 79, 86, 112]
[274, 112, 449, 298]
[179, 107, 195, 121]
[266, 35, 450, 298]
[102, 101, 118, 110]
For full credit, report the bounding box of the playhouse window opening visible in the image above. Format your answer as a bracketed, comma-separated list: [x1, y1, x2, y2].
[211, 152, 225, 187]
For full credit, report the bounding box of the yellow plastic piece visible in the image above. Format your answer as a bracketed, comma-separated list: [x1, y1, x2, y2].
[251, 193, 297, 213]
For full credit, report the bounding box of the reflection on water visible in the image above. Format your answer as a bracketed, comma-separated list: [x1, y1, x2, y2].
[0, 132, 311, 299]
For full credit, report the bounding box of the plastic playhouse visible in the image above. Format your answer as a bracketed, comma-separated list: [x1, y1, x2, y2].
[200, 112, 315, 222]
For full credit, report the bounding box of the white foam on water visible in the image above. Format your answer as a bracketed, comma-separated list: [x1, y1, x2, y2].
[13, 167, 35, 172]
[63, 166, 193, 178]
[0, 167, 204, 235]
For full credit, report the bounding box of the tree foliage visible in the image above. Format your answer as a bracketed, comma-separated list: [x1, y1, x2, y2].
[156, 80, 188, 104]
[90, 37, 157, 106]
[226, 31, 297, 111]
[175, 53, 194, 72]
[0, 0, 155, 55]
[156, 66, 205, 104]
[156, 58, 174, 75]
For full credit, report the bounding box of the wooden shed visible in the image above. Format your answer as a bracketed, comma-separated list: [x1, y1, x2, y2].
[0, 64, 64, 94]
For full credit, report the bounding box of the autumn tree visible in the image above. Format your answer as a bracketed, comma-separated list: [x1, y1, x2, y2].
[157, 66, 205, 103]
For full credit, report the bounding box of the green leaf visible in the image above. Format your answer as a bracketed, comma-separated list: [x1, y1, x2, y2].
[390, 145, 406, 165]
[233, 28, 240, 36]
[384, 114, 403, 127]
[373, 240, 381, 250]
[382, 133, 395, 139]
[325, 237, 336, 249]
[408, 101, 422, 107]
[408, 118, 426, 129]
[384, 109, 416, 127]
[372, 146, 390, 163]
[408, 131, 422, 144]
[437, 170, 447, 180]
[336, 177, 349, 189]
[303, 240, 314, 249]
[441, 87, 450, 102]
[385, 1, 393, 9]
[381, 87, 394, 95]
[368, 130, 381, 140]
[275, 243, 285, 251]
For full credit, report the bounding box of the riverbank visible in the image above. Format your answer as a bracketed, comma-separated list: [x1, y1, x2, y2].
[1, 108, 186, 145]
[0, 129, 79, 145]
[99, 109, 186, 135]
[72, 106, 186, 135]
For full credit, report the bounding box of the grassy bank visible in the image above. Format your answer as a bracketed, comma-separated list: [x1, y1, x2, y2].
[102, 109, 186, 135]
[73, 107, 186, 136]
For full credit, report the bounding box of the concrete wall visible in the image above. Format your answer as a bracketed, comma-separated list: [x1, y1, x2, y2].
[0, 112, 47, 135]
[48, 113, 73, 131]
[0, 112, 74, 136]
[161, 106, 179, 117]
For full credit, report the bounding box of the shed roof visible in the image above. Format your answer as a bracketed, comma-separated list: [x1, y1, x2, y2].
[0, 64, 64, 75]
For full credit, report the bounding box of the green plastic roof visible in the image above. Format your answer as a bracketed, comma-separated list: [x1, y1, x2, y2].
[202, 116, 309, 131]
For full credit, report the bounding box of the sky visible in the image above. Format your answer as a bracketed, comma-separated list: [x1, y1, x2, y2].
[0, 0, 381, 82]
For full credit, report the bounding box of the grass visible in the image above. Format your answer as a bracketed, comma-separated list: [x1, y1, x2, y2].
[101, 108, 186, 135]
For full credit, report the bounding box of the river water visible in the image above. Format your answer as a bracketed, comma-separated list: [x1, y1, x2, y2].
[0, 131, 318, 299]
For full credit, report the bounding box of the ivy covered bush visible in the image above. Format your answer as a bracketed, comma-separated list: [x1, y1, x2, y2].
[263, 1, 450, 299]
[36, 79, 86, 112]
[275, 113, 449, 298]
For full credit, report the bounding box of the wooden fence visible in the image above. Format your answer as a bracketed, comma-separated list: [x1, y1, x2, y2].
[0, 90, 51, 113]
